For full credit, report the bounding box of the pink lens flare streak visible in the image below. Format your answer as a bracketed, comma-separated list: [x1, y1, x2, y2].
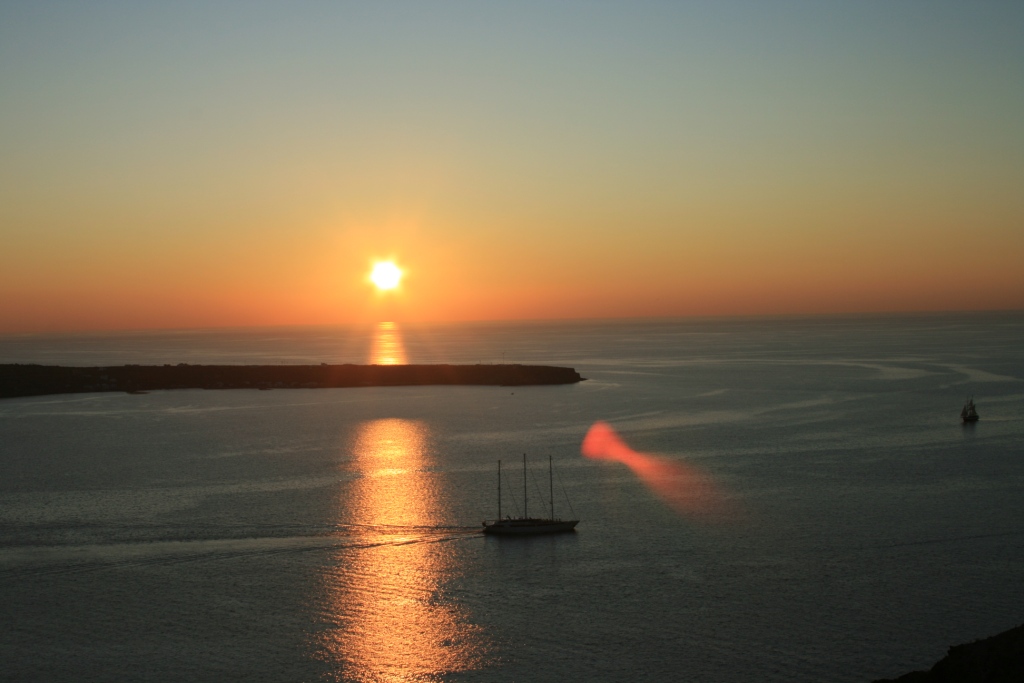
[581, 421, 733, 521]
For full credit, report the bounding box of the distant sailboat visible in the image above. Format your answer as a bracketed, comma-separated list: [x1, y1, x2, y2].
[482, 455, 579, 535]
[961, 397, 980, 423]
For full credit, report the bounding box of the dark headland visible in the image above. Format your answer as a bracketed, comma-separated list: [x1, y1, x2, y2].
[0, 363, 585, 399]
[872, 622, 1024, 682]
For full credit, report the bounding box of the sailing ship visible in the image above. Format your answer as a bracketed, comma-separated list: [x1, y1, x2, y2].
[482, 454, 579, 535]
[961, 397, 979, 423]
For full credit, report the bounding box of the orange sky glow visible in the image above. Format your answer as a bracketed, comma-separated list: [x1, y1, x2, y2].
[1, 4, 1022, 334]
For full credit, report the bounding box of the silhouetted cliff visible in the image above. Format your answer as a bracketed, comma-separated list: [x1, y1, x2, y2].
[873, 623, 1024, 683]
[0, 363, 585, 399]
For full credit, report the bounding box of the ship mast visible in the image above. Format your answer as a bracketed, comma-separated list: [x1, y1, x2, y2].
[497, 459, 502, 520]
[523, 453, 527, 519]
[549, 455, 554, 520]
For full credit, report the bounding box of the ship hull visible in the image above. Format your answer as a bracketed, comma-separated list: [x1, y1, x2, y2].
[482, 518, 578, 535]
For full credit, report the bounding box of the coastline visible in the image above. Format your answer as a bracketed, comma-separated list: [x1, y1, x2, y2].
[0, 363, 585, 399]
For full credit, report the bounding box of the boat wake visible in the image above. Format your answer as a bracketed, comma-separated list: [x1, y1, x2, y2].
[0, 524, 482, 580]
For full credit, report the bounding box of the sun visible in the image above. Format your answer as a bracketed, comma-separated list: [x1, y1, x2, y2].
[370, 261, 403, 291]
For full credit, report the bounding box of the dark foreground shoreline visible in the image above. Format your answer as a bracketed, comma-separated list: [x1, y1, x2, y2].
[872, 622, 1024, 682]
[0, 363, 585, 399]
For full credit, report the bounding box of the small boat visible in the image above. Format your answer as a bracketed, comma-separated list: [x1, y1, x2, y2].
[961, 397, 979, 423]
[483, 454, 579, 535]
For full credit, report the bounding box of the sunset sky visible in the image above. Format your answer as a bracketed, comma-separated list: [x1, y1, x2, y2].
[2, 2, 1022, 333]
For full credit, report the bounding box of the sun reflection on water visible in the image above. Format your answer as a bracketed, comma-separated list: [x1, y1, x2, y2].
[368, 322, 407, 365]
[313, 419, 487, 681]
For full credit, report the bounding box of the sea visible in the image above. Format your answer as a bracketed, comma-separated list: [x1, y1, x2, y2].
[2, 313, 1023, 682]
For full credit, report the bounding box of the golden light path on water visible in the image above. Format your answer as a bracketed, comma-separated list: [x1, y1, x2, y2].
[314, 419, 487, 682]
[368, 322, 408, 365]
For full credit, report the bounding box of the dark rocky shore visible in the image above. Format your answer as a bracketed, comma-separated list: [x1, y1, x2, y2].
[873, 623, 1024, 682]
[0, 363, 585, 399]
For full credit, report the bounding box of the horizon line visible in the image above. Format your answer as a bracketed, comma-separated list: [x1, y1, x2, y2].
[2, 307, 1023, 338]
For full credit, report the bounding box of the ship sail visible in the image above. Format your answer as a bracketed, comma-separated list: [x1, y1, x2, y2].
[961, 397, 979, 422]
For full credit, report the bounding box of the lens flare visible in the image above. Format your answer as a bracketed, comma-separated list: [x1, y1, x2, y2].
[581, 421, 733, 521]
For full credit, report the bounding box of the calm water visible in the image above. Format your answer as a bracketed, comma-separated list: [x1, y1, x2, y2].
[2, 314, 1024, 682]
